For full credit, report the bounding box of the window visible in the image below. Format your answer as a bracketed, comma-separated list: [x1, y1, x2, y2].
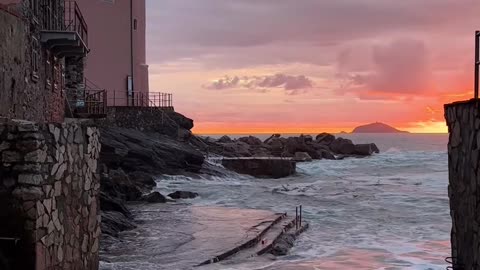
[31, 37, 39, 80]
[133, 19, 137, 30]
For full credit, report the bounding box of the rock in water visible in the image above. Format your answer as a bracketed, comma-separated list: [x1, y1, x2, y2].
[217, 135, 232, 143]
[315, 133, 336, 145]
[329, 137, 355, 154]
[370, 143, 380, 153]
[264, 134, 281, 144]
[101, 211, 137, 237]
[354, 144, 373, 156]
[270, 233, 296, 256]
[168, 191, 199, 199]
[318, 150, 336, 160]
[142, 192, 167, 203]
[238, 136, 263, 146]
[293, 152, 312, 162]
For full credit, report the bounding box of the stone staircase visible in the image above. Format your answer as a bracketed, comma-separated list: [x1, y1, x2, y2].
[198, 212, 309, 266]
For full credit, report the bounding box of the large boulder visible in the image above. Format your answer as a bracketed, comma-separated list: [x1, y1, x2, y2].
[370, 143, 380, 153]
[264, 134, 281, 144]
[270, 233, 296, 256]
[100, 192, 131, 217]
[354, 143, 380, 155]
[221, 141, 252, 157]
[329, 137, 355, 154]
[127, 171, 157, 190]
[318, 150, 336, 160]
[142, 192, 167, 203]
[301, 135, 313, 143]
[168, 191, 199, 199]
[316, 133, 336, 145]
[265, 137, 285, 156]
[101, 211, 137, 237]
[165, 111, 194, 130]
[101, 169, 142, 201]
[238, 136, 263, 146]
[217, 135, 232, 143]
[293, 152, 312, 162]
[285, 137, 308, 154]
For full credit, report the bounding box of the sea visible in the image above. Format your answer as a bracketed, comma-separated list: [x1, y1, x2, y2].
[101, 133, 451, 270]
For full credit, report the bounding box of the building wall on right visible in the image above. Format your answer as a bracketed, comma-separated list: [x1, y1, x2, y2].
[445, 100, 480, 270]
[77, 0, 149, 106]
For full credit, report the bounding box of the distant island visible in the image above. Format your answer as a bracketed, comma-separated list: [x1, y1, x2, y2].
[352, 122, 409, 133]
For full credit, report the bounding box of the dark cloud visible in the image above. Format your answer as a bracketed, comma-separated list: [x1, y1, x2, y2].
[336, 38, 433, 99]
[147, 0, 477, 67]
[203, 74, 314, 94]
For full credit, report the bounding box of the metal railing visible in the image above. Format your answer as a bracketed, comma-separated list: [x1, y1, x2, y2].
[108, 91, 173, 108]
[64, 1, 88, 45]
[67, 89, 107, 117]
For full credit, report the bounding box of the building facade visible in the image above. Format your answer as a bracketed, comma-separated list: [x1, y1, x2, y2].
[0, 0, 89, 122]
[76, 0, 149, 106]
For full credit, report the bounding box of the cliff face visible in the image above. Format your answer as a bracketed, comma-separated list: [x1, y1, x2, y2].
[97, 110, 205, 239]
[352, 122, 409, 133]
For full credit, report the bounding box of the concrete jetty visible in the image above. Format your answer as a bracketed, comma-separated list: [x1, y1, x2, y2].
[220, 157, 297, 178]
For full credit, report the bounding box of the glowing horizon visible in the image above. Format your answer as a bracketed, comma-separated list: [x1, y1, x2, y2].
[146, 0, 477, 134]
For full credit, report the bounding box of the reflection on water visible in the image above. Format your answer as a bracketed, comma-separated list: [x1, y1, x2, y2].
[101, 134, 451, 270]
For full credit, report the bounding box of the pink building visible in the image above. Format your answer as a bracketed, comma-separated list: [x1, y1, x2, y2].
[77, 0, 149, 106]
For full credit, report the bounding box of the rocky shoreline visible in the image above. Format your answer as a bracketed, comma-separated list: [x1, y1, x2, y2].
[194, 133, 379, 160]
[96, 112, 380, 254]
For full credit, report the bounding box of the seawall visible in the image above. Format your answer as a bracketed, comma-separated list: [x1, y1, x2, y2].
[0, 119, 101, 269]
[445, 99, 480, 269]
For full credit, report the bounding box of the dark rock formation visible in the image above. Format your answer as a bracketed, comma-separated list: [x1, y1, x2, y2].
[270, 233, 296, 256]
[101, 211, 137, 237]
[98, 124, 204, 238]
[142, 192, 167, 203]
[238, 136, 263, 146]
[318, 149, 336, 160]
[217, 135, 232, 143]
[316, 133, 335, 144]
[222, 158, 296, 178]
[329, 138, 355, 154]
[354, 144, 380, 156]
[352, 122, 409, 133]
[100, 127, 204, 174]
[293, 152, 312, 162]
[168, 191, 199, 199]
[199, 133, 378, 171]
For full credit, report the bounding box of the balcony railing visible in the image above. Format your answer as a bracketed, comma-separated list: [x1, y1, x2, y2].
[64, 1, 88, 46]
[108, 91, 174, 109]
[67, 89, 107, 118]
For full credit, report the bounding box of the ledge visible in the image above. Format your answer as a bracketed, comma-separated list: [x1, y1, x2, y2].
[444, 99, 480, 108]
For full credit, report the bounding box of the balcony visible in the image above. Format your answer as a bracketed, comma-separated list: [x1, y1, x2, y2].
[40, 1, 88, 57]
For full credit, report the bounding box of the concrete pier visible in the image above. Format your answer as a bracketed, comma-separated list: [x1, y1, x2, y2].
[445, 99, 480, 269]
[221, 157, 296, 178]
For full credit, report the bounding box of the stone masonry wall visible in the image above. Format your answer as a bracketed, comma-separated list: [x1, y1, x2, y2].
[100, 107, 180, 137]
[0, 6, 65, 123]
[445, 100, 480, 269]
[0, 119, 101, 270]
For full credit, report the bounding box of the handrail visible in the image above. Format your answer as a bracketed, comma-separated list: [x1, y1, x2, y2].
[64, 1, 88, 46]
[108, 91, 173, 108]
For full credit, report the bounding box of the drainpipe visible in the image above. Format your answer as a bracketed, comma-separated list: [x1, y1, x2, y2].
[129, 0, 134, 106]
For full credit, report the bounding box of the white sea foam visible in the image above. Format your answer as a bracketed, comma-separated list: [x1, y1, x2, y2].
[101, 134, 451, 270]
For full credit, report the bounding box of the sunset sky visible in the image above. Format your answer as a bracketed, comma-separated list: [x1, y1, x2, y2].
[146, 0, 478, 134]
